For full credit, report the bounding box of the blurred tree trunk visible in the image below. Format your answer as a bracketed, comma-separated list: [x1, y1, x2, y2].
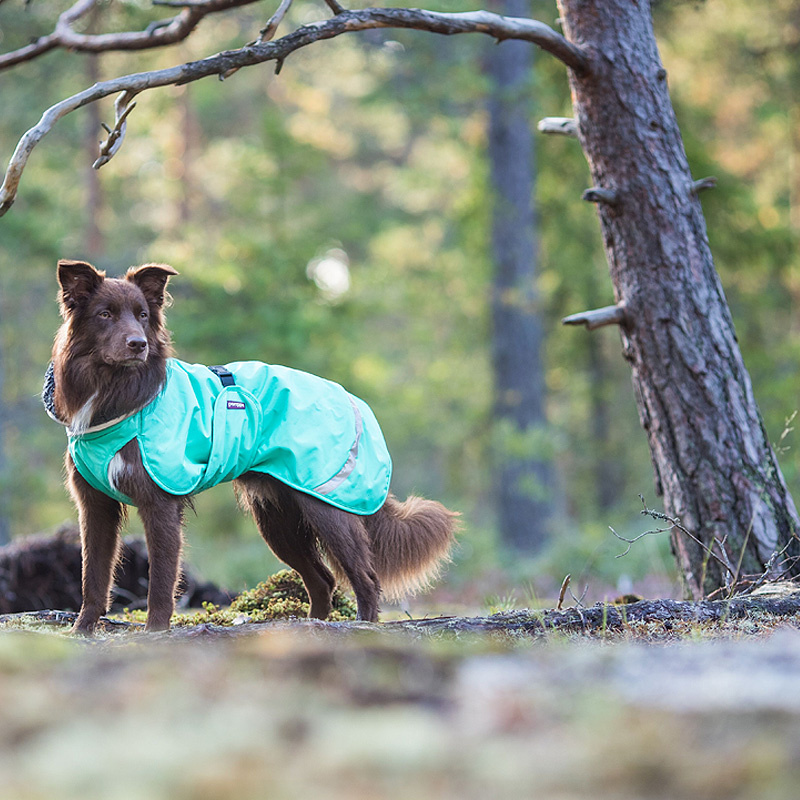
[0, 320, 9, 545]
[487, 0, 554, 553]
[585, 277, 620, 512]
[84, 54, 104, 258]
[558, 0, 800, 596]
[178, 83, 197, 223]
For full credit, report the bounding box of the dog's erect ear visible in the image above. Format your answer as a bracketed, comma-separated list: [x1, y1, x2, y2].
[126, 263, 178, 307]
[57, 260, 105, 314]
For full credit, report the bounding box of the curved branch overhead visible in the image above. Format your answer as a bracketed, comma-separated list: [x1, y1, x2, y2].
[0, 1, 588, 70]
[0, 0, 260, 70]
[0, 4, 589, 215]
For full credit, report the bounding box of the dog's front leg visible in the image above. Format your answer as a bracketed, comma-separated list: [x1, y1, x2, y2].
[67, 457, 124, 635]
[137, 498, 184, 632]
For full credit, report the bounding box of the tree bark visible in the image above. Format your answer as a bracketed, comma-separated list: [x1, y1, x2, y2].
[487, 0, 554, 553]
[556, 0, 800, 597]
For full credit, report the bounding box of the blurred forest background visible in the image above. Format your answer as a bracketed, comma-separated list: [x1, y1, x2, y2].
[1, 0, 799, 606]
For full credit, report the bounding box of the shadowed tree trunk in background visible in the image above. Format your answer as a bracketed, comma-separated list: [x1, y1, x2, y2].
[178, 84, 197, 224]
[557, 0, 800, 596]
[84, 51, 104, 258]
[584, 274, 621, 512]
[0, 317, 9, 545]
[487, 0, 554, 554]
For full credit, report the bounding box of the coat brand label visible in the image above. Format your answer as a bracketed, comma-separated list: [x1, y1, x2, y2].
[227, 400, 246, 411]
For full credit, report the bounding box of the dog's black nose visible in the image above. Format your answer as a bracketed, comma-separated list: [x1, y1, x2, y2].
[127, 336, 147, 354]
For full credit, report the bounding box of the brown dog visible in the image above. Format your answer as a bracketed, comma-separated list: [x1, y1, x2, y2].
[46, 259, 457, 633]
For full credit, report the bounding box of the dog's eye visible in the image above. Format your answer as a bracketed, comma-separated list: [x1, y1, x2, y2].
[98, 310, 112, 319]
[139, 311, 149, 321]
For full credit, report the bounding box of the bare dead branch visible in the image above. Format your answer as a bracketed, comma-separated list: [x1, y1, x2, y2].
[567, 583, 589, 608]
[636, 497, 741, 588]
[556, 574, 570, 610]
[93, 91, 138, 169]
[0, 0, 98, 69]
[690, 176, 717, 195]
[0, 0, 261, 71]
[258, 0, 294, 43]
[537, 116, 577, 137]
[582, 186, 619, 205]
[151, 0, 219, 6]
[562, 303, 626, 330]
[610, 524, 667, 559]
[0, 6, 589, 214]
[221, 0, 294, 80]
[1, 2, 588, 69]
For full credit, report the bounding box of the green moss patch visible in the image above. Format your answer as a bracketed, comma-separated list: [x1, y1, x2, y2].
[117, 569, 357, 627]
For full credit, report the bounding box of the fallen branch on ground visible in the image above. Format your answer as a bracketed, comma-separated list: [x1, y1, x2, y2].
[4, 587, 800, 639]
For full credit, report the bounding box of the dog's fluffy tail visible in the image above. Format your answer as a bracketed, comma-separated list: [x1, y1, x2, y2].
[364, 494, 458, 601]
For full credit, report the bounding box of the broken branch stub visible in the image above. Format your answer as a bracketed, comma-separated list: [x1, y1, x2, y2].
[537, 117, 577, 137]
[93, 92, 138, 169]
[562, 303, 627, 330]
[690, 176, 717, 195]
[582, 186, 619, 205]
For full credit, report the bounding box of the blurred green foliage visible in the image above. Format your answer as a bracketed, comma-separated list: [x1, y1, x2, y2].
[0, 0, 798, 601]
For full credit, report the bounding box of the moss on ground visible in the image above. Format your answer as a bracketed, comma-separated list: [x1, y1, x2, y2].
[117, 569, 357, 627]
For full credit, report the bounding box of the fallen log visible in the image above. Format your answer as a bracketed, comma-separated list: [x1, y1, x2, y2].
[3, 583, 800, 639]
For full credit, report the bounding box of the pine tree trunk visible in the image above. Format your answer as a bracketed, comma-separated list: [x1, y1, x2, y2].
[487, 0, 554, 553]
[557, 0, 800, 596]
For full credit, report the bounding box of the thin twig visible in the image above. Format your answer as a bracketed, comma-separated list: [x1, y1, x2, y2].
[728, 515, 756, 599]
[152, 0, 217, 6]
[628, 495, 800, 600]
[221, 0, 294, 80]
[712, 533, 736, 591]
[637, 497, 736, 578]
[612, 496, 736, 584]
[567, 584, 588, 608]
[93, 91, 138, 168]
[610, 523, 668, 558]
[557, 574, 570, 611]
[258, 0, 294, 42]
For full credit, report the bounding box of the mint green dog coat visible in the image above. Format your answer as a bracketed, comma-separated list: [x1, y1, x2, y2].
[64, 359, 392, 515]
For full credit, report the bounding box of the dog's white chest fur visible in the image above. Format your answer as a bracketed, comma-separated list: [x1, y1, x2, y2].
[68, 393, 97, 436]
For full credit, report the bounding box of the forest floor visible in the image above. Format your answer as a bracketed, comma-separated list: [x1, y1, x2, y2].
[2, 597, 800, 800]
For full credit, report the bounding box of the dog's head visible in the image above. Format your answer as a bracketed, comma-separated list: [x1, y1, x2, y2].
[57, 260, 177, 367]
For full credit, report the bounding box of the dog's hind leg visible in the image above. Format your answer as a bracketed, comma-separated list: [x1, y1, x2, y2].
[67, 456, 124, 635]
[293, 493, 381, 623]
[236, 475, 336, 620]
